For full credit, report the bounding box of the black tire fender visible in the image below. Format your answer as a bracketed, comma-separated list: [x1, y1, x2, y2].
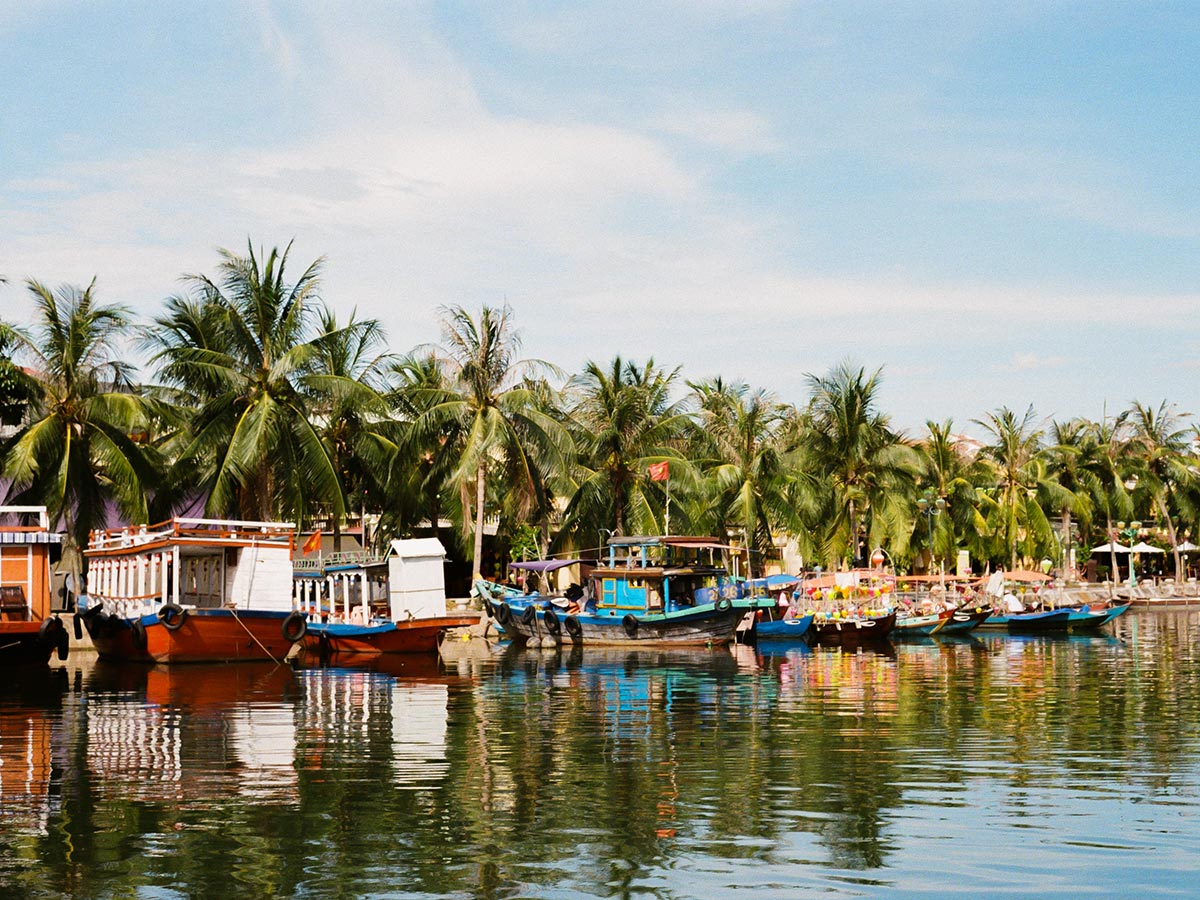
[521, 605, 538, 626]
[543, 608, 561, 635]
[495, 603, 513, 626]
[564, 615, 582, 639]
[281, 611, 308, 643]
[715, 597, 733, 612]
[130, 619, 148, 652]
[38, 617, 63, 648]
[159, 603, 187, 631]
[622, 614, 639, 639]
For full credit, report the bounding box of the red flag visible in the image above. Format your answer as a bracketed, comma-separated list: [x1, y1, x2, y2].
[302, 529, 322, 555]
[648, 461, 670, 482]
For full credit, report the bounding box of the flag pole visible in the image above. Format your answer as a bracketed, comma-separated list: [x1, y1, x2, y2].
[665, 472, 671, 536]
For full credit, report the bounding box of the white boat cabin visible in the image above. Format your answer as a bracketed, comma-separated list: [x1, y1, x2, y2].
[84, 518, 296, 619]
[292, 537, 448, 624]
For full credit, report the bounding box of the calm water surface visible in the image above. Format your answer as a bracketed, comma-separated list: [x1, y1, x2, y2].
[2, 609, 1199, 899]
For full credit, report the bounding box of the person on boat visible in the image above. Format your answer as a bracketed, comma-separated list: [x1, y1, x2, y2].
[1003, 592, 1024, 613]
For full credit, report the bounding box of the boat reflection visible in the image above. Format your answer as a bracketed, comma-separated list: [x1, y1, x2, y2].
[296, 665, 464, 788]
[0, 668, 71, 834]
[83, 662, 301, 805]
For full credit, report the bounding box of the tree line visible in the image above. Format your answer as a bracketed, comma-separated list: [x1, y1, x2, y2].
[2, 242, 1196, 589]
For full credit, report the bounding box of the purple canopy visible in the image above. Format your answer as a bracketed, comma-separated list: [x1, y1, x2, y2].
[509, 558, 596, 573]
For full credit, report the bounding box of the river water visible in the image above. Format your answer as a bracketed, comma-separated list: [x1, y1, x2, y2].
[2, 609, 1198, 899]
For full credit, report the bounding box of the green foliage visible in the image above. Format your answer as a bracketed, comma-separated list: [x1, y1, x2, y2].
[6, 250, 1199, 582]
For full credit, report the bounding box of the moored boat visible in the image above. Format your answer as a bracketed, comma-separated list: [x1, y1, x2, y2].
[892, 611, 947, 638]
[80, 517, 307, 664]
[753, 612, 815, 641]
[810, 610, 896, 644]
[497, 535, 772, 647]
[0, 506, 69, 665]
[1066, 602, 1131, 630]
[991, 607, 1073, 633]
[936, 607, 992, 634]
[296, 538, 479, 658]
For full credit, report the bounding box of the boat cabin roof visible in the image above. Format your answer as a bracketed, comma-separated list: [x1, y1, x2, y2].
[607, 535, 730, 549]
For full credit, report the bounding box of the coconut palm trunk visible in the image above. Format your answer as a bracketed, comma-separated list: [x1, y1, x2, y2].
[1156, 495, 1183, 581]
[472, 461, 486, 580]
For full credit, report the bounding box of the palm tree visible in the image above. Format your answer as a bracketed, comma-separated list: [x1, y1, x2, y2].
[915, 420, 990, 572]
[148, 240, 343, 524]
[558, 356, 690, 543]
[1127, 400, 1194, 580]
[802, 362, 917, 568]
[1044, 418, 1098, 577]
[688, 379, 801, 576]
[410, 305, 570, 579]
[308, 306, 394, 551]
[1080, 412, 1135, 591]
[974, 406, 1064, 570]
[2, 279, 154, 595]
[386, 352, 462, 550]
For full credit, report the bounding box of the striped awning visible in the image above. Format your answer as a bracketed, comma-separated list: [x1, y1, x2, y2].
[0, 532, 62, 544]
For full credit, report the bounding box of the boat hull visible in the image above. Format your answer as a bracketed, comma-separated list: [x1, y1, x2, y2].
[497, 602, 751, 647]
[1067, 603, 1131, 629]
[0, 620, 64, 666]
[937, 608, 992, 634]
[1001, 608, 1073, 633]
[893, 612, 946, 637]
[304, 614, 480, 656]
[811, 612, 896, 644]
[83, 607, 301, 664]
[754, 613, 815, 641]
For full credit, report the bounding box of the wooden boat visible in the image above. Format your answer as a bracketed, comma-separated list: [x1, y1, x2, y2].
[497, 535, 773, 647]
[810, 610, 896, 644]
[296, 539, 479, 658]
[893, 611, 948, 637]
[989, 607, 1073, 633]
[753, 612, 815, 641]
[0, 506, 69, 665]
[80, 517, 306, 664]
[1066, 602, 1131, 630]
[936, 607, 992, 634]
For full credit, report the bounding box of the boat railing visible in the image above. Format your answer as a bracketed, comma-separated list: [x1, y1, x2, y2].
[0, 505, 51, 531]
[324, 550, 386, 568]
[89, 517, 296, 551]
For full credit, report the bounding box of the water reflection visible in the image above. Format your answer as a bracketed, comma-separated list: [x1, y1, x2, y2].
[0, 611, 1197, 897]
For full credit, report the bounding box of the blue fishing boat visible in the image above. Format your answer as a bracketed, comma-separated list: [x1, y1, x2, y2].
[986, 607, 1072, 633]
[1066, 602, 1131, 630]
[495, 536, 772, 647]
[754, 613, 815, 641]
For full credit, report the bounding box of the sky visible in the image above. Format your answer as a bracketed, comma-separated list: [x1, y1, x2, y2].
[1, 1, 1198, 436]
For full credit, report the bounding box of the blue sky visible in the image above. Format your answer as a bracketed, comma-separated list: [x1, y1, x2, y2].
[2, 1, 1197, 435]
